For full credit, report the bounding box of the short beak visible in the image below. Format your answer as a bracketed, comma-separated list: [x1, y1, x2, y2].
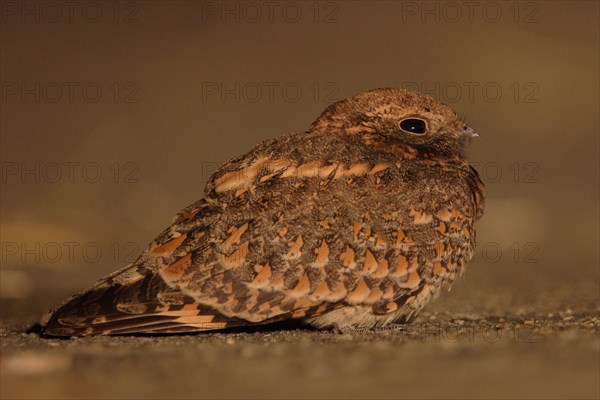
[462, 125, 480, 138]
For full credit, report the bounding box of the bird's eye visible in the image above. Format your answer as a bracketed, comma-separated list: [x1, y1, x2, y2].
[399, 118, 427, 135]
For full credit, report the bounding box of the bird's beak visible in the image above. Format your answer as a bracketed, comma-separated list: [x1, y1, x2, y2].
[462, 125, 480, 138]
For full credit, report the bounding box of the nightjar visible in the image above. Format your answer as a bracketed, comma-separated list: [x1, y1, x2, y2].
[41, 88, 485, 336]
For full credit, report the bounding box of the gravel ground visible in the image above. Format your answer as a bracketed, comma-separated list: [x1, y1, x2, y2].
[1, 263, 599, 400]
[1, 309, 599, 399]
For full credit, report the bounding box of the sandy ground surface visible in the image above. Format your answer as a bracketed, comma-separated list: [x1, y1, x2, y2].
[1, 265, 599, 400]
[0, 311, 598, 400]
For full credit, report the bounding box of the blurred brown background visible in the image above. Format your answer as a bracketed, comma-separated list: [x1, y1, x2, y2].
[1, 1, 598, 399]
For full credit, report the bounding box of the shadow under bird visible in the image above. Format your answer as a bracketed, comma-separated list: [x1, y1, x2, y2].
[41, 88, 485, 336]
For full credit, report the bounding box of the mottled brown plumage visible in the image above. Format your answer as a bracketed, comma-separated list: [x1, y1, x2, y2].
[41, 88, 485, 336]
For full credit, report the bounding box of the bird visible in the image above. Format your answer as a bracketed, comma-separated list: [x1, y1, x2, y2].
[40, 88, 485, 336]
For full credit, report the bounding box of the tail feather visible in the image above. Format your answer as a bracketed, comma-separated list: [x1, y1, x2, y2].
[40, 265, 251, 336]
[40, 263, 341, 336]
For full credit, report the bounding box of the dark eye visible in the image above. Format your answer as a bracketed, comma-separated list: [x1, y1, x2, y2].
[399, 118, 427, 134]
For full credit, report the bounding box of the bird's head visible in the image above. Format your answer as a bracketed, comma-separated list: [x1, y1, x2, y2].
[309, 88, 478, 159]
